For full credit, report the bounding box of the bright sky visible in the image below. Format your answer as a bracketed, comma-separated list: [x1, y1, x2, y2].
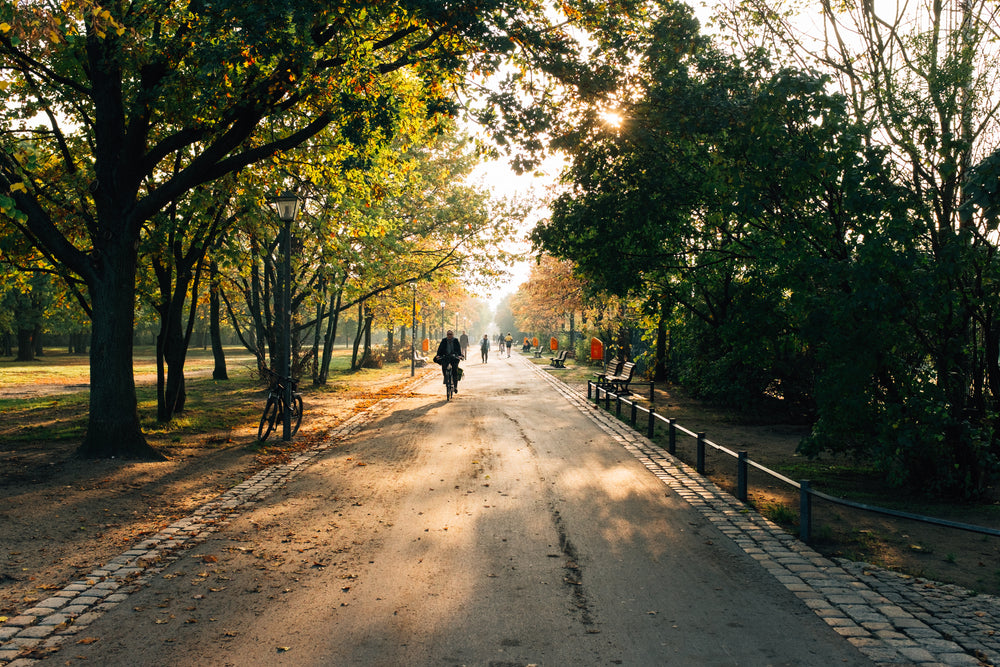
[466, 151, 566, 307]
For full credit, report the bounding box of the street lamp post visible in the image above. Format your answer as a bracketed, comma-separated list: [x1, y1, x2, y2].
[440, 301, 445, 339]
[271, 193, 301, 442]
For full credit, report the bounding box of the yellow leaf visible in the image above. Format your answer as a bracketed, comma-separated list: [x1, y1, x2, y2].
[10, 182, 26, 193]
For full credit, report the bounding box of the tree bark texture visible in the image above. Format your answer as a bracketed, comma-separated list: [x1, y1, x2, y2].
[15, 328, 34, 361]
[77, 250, 163, 460]
[210, 260, 229, 380]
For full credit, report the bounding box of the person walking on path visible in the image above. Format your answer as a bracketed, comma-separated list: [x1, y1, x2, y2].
[504, 332, 513, 358]
[480, 334, 490, 363]
[459, 331, 470, 359]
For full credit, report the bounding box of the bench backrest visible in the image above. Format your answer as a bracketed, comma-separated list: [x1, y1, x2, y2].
[619, 361, 636, 379]
[606, 358, 624, 376]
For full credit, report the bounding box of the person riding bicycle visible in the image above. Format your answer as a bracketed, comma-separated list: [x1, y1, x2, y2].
[435, 330, 464, 393]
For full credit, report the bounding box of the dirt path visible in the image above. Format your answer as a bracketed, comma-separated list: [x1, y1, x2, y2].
[35, 355, 869, 665]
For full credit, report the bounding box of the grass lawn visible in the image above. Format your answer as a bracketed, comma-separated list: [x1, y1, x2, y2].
[0, 346, 418, 446]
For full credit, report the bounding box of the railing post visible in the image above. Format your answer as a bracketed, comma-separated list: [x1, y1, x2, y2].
[615, 394, 622, 418]
[605, 387, 611, 410]
[647, 408, 654, 439]
[799, 480, 812, 543]
[737, 451, 748, 502]
[630, 401, 637, 427]
[587, 380, 592, 400]
[668, 419, 676, 455]
[696, 432, 706, 474]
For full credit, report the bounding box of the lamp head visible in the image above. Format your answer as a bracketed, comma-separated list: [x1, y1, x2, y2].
[271, 193, 301, 222]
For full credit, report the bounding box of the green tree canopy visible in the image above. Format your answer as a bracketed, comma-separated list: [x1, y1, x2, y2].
[0, 0, 627, 458]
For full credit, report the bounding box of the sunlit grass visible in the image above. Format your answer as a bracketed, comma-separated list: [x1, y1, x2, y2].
[0, 346, 425, 449]
[0, 393, 90, 441]
[0, 346, 257, 387]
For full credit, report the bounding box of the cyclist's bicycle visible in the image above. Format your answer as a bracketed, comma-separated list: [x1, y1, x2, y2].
[258, 368, 303, 441]
[438, 354, 462, 401]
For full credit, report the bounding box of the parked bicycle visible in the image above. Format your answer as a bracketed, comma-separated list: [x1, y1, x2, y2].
[258, 368, 303, 441]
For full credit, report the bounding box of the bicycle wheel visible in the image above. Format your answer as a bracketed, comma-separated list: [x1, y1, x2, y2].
[289, 393, 303, 436]
[446, 369, 453, 401]
[257, 396, 279, 441]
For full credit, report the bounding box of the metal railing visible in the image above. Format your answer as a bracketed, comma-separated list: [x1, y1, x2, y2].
[587, 380, 1000, 543]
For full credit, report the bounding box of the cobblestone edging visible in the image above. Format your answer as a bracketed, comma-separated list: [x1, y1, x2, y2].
[528, 359, 999, 667]
[0, 372, 430, 666]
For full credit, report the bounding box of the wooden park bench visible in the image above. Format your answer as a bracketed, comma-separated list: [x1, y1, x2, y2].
[532, 345, 544, 358]
[593, 358, 624, 383]
[548, 350, 569, 368]
[412, 351, 429, 367]
[597, 360, 637, 395]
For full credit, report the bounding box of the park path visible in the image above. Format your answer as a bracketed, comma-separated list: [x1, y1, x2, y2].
[15, 352, 873, 666]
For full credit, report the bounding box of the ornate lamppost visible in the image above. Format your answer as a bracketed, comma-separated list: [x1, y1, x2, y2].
[271, 192, 300, 442]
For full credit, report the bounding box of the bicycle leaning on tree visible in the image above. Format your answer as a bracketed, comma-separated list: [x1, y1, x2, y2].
[257, 367, 303, 441]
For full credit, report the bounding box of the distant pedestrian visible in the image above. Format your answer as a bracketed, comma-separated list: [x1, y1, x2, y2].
[480, 334, 490, 363]
[504, 332, 513, 358]
[459, 331, 469, 358]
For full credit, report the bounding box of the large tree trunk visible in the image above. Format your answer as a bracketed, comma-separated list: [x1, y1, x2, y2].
[569, 311, 576, 355]
[654, 300, 669, 382]
[209, 260, 228, 380]
[77, 262, 163, 460]
[311, 278, 326, 385]
[359, 309, 376, 368]
[156, 303, 188, 422]
[32, 323, 43, 357]
[618, 323, 632, 361]
[154, 250, 199, 422]
[318, 287, 342, 385]
[15, 328, 33, 361]
[351, 301, 364, 370]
